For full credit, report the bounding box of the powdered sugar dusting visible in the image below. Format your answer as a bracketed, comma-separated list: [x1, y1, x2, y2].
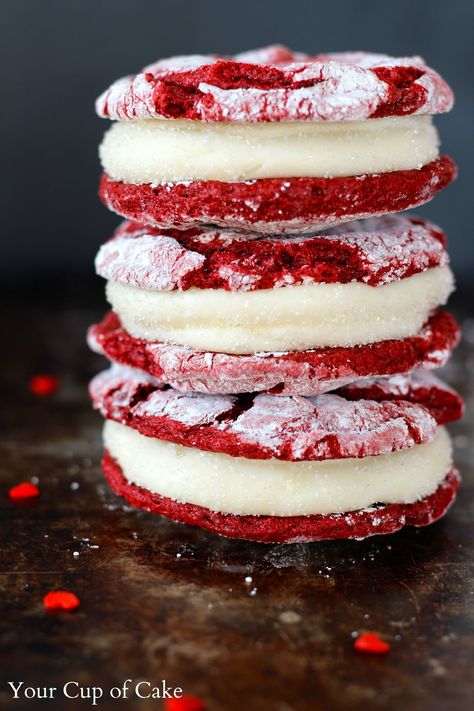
[229, 393, 436, 459]
[90, 363, 163, 420]
[216, 267, 261, 290]
[196, 60, 386, 122]
[95, 230, 205, 291]
[95, 214, 447, 292]
[91, 364, 439, 461]
[136, 388, 237, 426]
[96, 46, 453, 123]
[96, 74, 158, 121]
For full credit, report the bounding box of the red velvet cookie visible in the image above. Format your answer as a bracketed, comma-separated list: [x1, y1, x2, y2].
[96, 46, 453, 123]
[95, 214, 448, 291]
[99, 157, 456, 234]
[97, 47, 455, 231]
[90, 364, 462, 461]
[88, 310, 460, 396]
[93, 365, 461, 542]
[102, 454, 460, 543]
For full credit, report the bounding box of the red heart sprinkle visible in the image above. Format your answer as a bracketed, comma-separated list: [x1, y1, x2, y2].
[165, 696, 205, 711]
[29, 374, 59, 397]
[354, 631, 390, 654]
[43, 591, 80, 612]
[9, 482, 40, 500]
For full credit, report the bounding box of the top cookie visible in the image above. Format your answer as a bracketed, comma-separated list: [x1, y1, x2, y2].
[96, 45, 453, 123]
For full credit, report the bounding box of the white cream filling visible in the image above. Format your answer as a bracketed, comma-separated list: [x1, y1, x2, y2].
[99, 115, 439, 183]
[104, 421, 451, 517]
[106, 266, 454, 354]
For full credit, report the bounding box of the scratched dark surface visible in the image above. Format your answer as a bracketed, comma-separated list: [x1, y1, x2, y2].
[0, 294, 473, 711]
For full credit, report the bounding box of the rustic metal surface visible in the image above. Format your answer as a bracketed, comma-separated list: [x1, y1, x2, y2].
[0, 300, 473, 711]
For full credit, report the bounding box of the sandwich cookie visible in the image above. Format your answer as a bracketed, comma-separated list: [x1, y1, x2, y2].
[89, 215, 459, 394]
[96, 46, 456, 232]
[90, 364, 462, 543]
[95, 215, 454, 354]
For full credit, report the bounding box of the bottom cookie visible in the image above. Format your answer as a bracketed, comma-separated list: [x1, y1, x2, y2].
[101, 452, 460, 544]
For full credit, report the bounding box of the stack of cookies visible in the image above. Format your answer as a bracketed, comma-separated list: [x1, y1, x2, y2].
[89, 46, 463, 543]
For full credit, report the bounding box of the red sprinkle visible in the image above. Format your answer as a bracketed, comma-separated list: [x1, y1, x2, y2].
[354, 632, 390, 655]
[29, 374, 59, 397]
[9, 482, 40, 500]
[165, 696, 205, 711]
[43, 591, 80, 612]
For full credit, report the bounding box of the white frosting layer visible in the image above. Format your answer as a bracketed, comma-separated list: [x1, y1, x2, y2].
[106, 266, 454, 354]
[99, 115, 439, 183]
[104, 421, 451, 516]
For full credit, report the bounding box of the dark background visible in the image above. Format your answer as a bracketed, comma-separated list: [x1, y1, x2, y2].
[2, 0, 473, 289]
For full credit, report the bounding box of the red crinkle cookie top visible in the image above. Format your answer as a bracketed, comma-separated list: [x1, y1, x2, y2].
[95, 215, 448, 292]
[90, 365, 462, 462]
[96, 45, 453, 123]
